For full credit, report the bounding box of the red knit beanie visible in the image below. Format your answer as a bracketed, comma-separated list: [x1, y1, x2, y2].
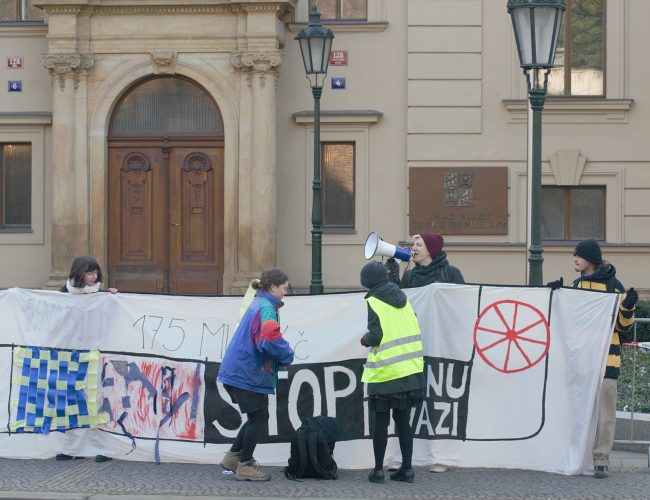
[419, 232, 444, 260]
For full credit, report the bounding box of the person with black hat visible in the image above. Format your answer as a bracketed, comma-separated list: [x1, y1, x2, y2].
[384, 233, 463, 473]
[570, 239, 637, 478]
[359, 261, 425, 484]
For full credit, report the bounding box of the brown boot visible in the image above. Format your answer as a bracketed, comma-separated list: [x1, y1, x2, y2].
[236, 459, 271, 481]
[220, 450, 240, 472]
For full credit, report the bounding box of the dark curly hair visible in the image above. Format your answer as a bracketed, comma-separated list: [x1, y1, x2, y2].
[67, 256, 104, 288]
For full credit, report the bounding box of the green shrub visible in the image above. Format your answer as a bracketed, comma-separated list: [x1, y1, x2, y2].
[633, 300, 650, 342]
[618, 345, 650, 413]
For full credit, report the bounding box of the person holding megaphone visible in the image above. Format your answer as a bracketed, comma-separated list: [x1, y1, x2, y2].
[385, 232, 464, 289]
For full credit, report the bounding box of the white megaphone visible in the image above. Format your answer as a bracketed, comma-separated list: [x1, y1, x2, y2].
[364, 232, 411, 261]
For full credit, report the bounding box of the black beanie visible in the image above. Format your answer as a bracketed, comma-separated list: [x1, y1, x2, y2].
[360, 261, 389, 289]
[573, 239, 603, 265]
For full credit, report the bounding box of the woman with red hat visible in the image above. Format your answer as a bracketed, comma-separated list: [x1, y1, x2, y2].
[386, 232, 464, 288]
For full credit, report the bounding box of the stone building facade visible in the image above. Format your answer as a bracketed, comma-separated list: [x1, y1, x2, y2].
[0, 0, 648, 294]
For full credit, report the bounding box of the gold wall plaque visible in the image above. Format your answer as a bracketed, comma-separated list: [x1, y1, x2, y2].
[409, 167, 508, 235]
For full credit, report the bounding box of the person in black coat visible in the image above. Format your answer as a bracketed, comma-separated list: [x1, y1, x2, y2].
[360, 262, 425, 484]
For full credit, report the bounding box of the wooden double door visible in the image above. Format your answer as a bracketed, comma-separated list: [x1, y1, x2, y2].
[108, 138, 224, 295]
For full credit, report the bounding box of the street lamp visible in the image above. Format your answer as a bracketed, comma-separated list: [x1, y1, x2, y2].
[295, 5, 334, 294]
[507, 0, 565, 286]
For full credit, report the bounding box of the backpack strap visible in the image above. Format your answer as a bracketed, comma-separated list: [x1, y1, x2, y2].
[307, 429, 336, 479]
[296, 428, 309, 478]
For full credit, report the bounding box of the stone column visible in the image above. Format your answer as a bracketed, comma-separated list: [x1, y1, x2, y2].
[42, 53, 94, 289]
[231, 51, 281, 286]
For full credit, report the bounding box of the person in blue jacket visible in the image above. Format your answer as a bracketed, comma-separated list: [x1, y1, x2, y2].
[218, 268, 294, 481]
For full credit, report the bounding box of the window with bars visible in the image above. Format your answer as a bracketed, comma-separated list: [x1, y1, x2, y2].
[548, 0, 605, 96]
[315, 0, 367, 21]
[0, 0, 44, 21]
[1, 143, 31, 230]
[541, 186, 605, 241]
[321, 142, 355, 232]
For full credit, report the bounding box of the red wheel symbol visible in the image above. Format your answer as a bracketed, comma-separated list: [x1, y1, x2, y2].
[473, 300, 550, 373]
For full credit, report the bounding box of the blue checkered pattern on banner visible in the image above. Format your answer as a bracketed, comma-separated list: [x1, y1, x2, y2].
[11, 346, 104, 434]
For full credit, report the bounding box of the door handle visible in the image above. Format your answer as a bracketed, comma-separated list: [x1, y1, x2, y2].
[171, 221, 180, 226]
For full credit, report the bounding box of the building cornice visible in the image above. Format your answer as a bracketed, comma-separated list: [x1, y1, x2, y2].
[35, 2, 294, 16]
[503, 98, 633, 124]
[0, 23, 48, 37]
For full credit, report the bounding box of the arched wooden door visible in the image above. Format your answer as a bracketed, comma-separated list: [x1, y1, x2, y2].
[107, 76, 224, 295]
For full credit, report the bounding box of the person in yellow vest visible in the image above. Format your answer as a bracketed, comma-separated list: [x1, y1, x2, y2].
[359, 261, 425, 484]
[570, 239, 637, 479]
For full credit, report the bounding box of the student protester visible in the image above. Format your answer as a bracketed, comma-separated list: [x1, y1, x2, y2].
[218, 268, 294, 482]
[565, 239, 637, 479]
[385, 232, 463, 473]
[359, 261, 425, 484]
[60, 256, 118, 295]
[386, 232, 464, 289]
[57, 256, 117, 463]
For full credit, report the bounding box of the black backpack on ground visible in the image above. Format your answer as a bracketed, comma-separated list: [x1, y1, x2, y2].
[284, 416, 340, 480]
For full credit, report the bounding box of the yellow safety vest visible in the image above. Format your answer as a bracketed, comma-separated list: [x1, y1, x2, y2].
[361, 296, 424, 384]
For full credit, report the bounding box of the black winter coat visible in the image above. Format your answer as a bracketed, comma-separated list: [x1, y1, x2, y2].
[399, 251, 464, 288]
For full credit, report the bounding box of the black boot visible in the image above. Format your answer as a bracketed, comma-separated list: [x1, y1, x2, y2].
[390, 467, 414, 483]
[368, 468, 385, 483]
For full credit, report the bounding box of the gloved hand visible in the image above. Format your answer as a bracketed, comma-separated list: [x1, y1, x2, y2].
[546, 277, 563, 290]
[384, 257, 400, 284]
[622, 287, 638, 309]
[360, 336, 369, 347]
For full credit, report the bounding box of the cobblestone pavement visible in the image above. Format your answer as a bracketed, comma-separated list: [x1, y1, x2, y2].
[0, 455, 648, 500]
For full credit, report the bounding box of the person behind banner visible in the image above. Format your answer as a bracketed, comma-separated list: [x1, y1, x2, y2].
[218, 268, 294, 482]
[359, 261, 425, 484]
[385, 232, 464, 289]
[60, 256, 118, 295]
[569, 239, 637, 479]
[384, 232, 462, 473]
[57, 256, 117, 463]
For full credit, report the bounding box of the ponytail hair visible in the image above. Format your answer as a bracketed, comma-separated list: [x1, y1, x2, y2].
[254, 268, 289, 291]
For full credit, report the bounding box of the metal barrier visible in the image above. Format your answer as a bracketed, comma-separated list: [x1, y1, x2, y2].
[615, 317, 650, 467]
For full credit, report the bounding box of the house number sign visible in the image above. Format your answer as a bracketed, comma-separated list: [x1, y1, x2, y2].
[7, 57, 24, 69]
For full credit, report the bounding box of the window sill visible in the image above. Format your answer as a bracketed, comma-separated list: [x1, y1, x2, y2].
[0, 112, 52, 125]
[502, 98, 633, 124]
[287, 21, 388, 34]
[293, 110, 383, 126]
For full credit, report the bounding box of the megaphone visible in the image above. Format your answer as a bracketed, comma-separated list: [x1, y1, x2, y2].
[364, 232, 411, 261]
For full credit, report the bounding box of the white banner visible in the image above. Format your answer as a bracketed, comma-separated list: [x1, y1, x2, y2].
[0, 284, 618, 474]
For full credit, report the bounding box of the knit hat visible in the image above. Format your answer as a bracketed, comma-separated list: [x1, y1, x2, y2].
[419, 232, 444, 260]
[360, 261, 389, 289]
[573, 239, 603, 265]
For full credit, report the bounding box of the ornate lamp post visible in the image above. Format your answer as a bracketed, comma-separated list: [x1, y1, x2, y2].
[295, 5, 334, 294]
[507, 0, 565, 286]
